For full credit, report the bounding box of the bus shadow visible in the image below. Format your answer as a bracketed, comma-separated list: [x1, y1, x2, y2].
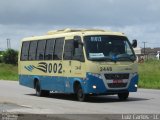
[26, 93, 149, 103]
[85, 96, 149, 103]
[26, 93, 78, 101]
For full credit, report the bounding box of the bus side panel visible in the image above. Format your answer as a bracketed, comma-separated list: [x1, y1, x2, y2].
[19, 74, 76, 93]
[19, 75, 34, 88]
[40, 76, 65, 92]
[40, 76, 85, 93]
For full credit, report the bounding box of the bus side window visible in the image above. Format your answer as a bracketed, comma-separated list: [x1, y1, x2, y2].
[45, 39, 55, 60]
[63, 40, 74, 60]
[54, 38, 64, 60]
[28, 41, 38, 61]
[36, 40, 46, 60]
[21, 41, 30, 61]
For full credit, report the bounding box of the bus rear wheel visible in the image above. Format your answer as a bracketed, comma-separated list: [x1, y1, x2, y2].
[118, 92, 129, 101]
[35, 81, 49, 97]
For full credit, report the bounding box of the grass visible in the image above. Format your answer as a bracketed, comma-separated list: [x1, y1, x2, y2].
[0, 63, 18, 81]
[138, 59, 160, 89]
[0, 60, 160, 89]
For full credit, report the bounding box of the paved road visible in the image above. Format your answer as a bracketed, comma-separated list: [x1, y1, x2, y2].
[0, 80, 160, 115]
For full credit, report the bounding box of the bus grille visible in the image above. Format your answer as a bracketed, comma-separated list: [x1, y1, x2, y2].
[104, 73, 129, 80]
[104, 73, 129, 88]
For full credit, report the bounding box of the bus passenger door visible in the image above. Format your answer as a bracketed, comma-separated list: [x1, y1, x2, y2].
[63, 60, 72, 93]
[72, 43, 86, 79]
[71, 61, 85, 78]
[63, 40, 74, 92]
[63, 60, 72, 77]
[72, 36, 86, 78]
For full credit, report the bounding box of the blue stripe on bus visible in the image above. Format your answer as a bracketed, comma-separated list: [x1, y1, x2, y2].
[19, 73, 138, 94]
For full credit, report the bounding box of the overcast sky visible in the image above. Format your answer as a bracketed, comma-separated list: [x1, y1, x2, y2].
[0, 0, 160, 50]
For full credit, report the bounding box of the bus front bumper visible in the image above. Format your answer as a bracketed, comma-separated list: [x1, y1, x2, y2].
[82, 73, 139, 95]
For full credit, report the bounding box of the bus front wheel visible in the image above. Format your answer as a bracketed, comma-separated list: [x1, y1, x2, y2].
[118, 92, 129, 101]
[35, 81, 49, 97]
[76, 85, 87, 102]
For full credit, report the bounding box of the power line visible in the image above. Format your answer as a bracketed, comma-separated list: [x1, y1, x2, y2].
[6, 38, 11, 49]
[140, 42, 160, 45]
[142, 41, 147, 56]
[147, 42, 160, 44]
[140, 42, 160, 49]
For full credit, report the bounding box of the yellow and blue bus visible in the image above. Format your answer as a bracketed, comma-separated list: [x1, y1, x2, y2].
[19, 28, 138, 101]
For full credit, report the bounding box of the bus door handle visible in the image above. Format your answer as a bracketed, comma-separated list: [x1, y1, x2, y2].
[63, 70, 71, 73]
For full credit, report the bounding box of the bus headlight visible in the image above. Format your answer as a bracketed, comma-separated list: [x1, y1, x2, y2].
[93, 85, 97, 89]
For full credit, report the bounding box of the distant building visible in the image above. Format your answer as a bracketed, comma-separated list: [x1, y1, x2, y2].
[141, 47, 160, 59]
[133, 47, 141, 61]
[156, 51, 160, 60]
[133, 47, 160, 61]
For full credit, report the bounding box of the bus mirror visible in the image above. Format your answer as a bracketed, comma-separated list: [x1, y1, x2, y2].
[132, 39, 137, 48]
[74, 40, 79, 48]
[74, 36, 83, 48]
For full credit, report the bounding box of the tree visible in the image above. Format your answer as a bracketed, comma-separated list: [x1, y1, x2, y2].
[0, 55, 3, 63]
[3, 49, 18, 65]
[0, 51, 3, 63]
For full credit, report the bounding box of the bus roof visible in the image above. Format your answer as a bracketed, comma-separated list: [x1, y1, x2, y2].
[21, 28, 125, 41]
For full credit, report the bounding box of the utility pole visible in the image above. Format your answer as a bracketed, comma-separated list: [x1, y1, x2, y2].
[142, 42, 147, 59]
[6, 38, 11, 49]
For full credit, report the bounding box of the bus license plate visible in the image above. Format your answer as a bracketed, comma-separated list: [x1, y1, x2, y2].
[113, 80, 123, 83]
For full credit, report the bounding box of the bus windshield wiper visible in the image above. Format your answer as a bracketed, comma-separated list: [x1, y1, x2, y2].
[88, 56, 113, 61]
[116, 54, 136, 61]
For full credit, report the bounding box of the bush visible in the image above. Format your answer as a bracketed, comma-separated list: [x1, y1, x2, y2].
[0, 51, 3, 63]
[0, 56, 3, 63]
[2, 49, 18, 65]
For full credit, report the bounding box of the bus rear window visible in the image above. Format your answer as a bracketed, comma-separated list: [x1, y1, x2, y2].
[21, 41, 30, 61]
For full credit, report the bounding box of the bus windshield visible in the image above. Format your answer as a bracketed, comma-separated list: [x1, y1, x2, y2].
[84, 35, 136, 62]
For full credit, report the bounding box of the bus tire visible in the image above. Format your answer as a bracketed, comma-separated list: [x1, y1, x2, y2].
[35, 81, 49, 97]
[118, 92, 129, 101]
[76, 84, 87, 102]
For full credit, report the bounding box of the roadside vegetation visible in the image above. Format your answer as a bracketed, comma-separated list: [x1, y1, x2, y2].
[0, 63, 18, 80]
[138, 59, 160, 89]
[0, 49, 18, 81]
